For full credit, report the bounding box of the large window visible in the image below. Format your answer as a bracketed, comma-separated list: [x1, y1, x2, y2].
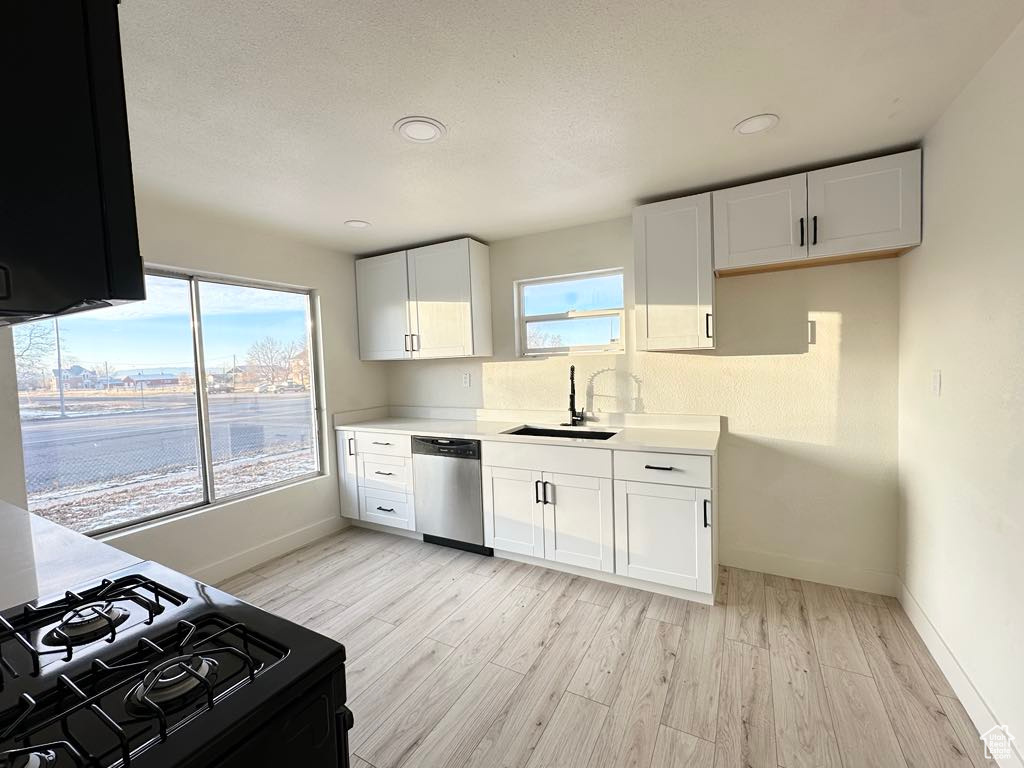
[12, 272, 321, 535]
[517, 269, 625, 355]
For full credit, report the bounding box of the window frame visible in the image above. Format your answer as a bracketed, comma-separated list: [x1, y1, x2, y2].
[18, 267, 326, 537]
[515, 268, 625, 357]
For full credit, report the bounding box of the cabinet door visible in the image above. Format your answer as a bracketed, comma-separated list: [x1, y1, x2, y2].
[634, 193, 714, 351]
[482, 466, 544, 557]
[542, 473, 614, 573]
[407, 239, 473, 358]
[807, 149, 921, 258]
[712, 174, 808, 269]
[355, 251, 413, 361]
[614, 481, 711, 593]
[336, 430, 359, 520]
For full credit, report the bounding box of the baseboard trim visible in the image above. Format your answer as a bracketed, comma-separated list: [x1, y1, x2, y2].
[897, 581, 1023, 768]
[494, 550, 715, 606]
[193, 516, 349, 585]
[720, 547, 899, 596]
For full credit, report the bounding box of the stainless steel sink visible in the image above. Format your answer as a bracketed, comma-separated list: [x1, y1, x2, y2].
[504, 425, 618, 440]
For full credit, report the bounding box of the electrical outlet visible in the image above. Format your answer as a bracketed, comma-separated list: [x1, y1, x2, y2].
[931, 369, 942, 397]
[462, 372, 472, 388]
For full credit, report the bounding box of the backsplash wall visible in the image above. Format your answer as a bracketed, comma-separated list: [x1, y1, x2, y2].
[387, 217, 901, 592]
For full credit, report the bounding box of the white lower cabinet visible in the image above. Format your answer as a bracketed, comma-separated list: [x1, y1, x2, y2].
[482, 465, 545, 557]
[336, 430, 359, 520]
[336, 430, 415, 531]
[614, 480, 712, 593]
[542, 473, 614, 573]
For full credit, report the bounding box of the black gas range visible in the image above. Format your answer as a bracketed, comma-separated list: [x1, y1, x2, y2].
[0, 561, 352, 768]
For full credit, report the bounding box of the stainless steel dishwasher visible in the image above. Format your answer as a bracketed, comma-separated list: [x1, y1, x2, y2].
[411, 436, 492, 555]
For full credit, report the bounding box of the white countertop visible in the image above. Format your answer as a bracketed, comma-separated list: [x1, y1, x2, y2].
[334, 417, 719, 455]
[0, 500, 143, 610]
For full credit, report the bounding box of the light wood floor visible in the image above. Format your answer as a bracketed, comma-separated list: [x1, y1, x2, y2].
[219, 526, 992, 768]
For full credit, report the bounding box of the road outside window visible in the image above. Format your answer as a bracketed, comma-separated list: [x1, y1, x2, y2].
[11, 273, 321, 535]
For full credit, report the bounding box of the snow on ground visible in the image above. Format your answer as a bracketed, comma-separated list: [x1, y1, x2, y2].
[30, 449, 317, 533]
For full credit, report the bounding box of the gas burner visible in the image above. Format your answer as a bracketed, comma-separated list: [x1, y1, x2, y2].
[12, 750, 57, 768]
[124, 654, 219, 716]
[41, 602, 129, 647]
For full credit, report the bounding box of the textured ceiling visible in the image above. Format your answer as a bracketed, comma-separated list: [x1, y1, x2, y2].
[118, 0, 1024, 252]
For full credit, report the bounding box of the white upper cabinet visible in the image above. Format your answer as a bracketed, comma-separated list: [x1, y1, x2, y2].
[355, 250, 413, 360]
[806, 149, 921, 258]
[712, 173, 808, 270]
[356, 238, 492, 361]
[712, 150, 922, 272]
[633, 193, 715, 351]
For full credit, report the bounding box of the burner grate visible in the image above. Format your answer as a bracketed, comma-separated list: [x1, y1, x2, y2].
[0, 617, 282, 768]
[0, 576, 188, 684]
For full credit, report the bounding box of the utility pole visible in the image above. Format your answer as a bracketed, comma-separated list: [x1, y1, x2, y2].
[54, 319, 66, 418]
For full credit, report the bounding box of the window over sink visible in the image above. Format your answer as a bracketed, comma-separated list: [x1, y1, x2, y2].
[516, 269, 625, 356]
[10, 272, 322, 535]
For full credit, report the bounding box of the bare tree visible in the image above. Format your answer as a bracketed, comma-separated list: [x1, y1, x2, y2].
[246, 336, 299, 384]
[527, 326, 564, 351]
[13, 321, 57, 389]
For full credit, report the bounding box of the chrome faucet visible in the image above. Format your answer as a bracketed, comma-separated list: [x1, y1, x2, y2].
[565, 365, 586, 426]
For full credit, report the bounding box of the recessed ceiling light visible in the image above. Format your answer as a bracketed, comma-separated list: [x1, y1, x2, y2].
[344, 219, 371, 229]
[734, 113, 780, 136]
[394, 115, 447, 143]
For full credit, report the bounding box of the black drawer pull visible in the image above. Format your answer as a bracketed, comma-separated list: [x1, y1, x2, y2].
[372, 441, 392, 446]
[376, 506, 395, 513]
[644, 464, 674, 471]
[374, 471, 395, 476]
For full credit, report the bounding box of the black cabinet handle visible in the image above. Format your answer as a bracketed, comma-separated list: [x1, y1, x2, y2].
[703, 498, 711, 528]
[347, 437, 355, 456]
[0, 265, 10, 300]
[644, 464, 674, 471]
[799, 217, 805, 247]
[535, 479, 543, 504]
[412, 334, 420, 352]
[812, 215, 818, 245]
[372, 441, 392, 446]
[705, 313, 712, 339]
[543, 481, 553, 505]
[376, 506, 395, 513]
[374, 471, 394, 476]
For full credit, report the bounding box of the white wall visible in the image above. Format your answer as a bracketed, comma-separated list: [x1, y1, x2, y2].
[0, 330, 28, 509]
[0, 191, 387, 583]
[388, 218, 901, 592]
[899, 19, 1024, 751]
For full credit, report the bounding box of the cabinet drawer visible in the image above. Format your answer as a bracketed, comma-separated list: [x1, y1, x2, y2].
[613, 450, 711, 488]
[360, 487, 414, 530]
[358, 454, 411, 493]
[355, 431, 411, 458]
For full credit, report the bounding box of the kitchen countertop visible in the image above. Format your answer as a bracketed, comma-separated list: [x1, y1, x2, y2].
[334, 417, 720, 455]
[0, 499, 142, 611]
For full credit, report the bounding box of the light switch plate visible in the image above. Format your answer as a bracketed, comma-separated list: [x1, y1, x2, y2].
[931, 369, 942, 397]
[462, 372, 472, 388]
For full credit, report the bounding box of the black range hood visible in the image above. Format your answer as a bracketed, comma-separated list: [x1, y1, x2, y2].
[0, 1, 144, 327]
